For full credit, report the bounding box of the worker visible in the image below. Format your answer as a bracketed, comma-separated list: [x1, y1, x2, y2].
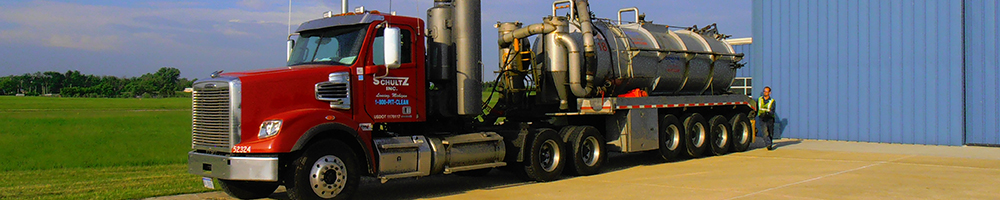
[758, 86, 776, 150]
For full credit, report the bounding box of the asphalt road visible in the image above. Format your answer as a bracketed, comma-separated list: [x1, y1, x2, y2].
[149, 139, 1000, 200]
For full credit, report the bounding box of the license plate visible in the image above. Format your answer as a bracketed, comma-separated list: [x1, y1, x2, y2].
[202, 177, 215, 189]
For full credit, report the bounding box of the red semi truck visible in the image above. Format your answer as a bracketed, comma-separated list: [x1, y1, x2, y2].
[188, 0, 755, 199]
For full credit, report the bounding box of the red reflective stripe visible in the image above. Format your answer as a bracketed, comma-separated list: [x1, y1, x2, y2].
[615, 101, 754, 109]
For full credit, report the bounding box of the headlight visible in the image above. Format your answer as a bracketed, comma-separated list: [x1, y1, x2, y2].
[258, 120, 282, 139]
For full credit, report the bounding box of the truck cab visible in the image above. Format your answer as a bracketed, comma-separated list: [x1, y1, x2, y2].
[188, 11, 431, 199]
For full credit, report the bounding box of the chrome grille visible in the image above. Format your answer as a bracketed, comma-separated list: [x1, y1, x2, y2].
[191, 80, 238, 152]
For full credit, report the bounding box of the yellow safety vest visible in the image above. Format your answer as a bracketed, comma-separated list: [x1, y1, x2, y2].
[758, 97, 774, 116]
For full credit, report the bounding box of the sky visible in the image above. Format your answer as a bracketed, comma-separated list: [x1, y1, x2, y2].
[0, 0, 751, 80]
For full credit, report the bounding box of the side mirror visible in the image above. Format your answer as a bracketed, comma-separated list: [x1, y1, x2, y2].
[383, 27, 401, 69]
[286, 38, 295, 61]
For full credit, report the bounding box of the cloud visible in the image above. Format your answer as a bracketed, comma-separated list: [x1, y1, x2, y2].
[0, 0, 339, 78]
[47, 34, 120, 51]
[0, 0, 334, 51]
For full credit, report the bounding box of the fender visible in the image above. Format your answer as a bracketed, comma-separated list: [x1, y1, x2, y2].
[235, 108, 376, 174]
[293, 122, 376, 175]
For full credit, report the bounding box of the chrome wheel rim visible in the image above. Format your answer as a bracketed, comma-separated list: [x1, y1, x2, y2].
[540, 140, 561, 172]
[715, 124, 729, 147]
[665, 125, 681, 150]
[691, 123, 706, 147]
[309, 155, 347, 198]
[581, 136, 601, 166]
[737, 122, 750, 145]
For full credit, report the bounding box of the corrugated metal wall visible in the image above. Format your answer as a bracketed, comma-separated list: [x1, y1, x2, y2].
[752, 0, 965, 145]
[965, 0, 1000, 146]
[732, 44, 753, 77]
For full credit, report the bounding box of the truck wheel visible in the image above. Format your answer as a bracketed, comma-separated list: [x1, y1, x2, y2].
[730, 113, 752, 152]
[219, 179, 278, 199]
[286, 140, 360, 200]
[708, 115, 730, 156]
[658, 114, 684, 160]
[522, 129, 565, 182]
[565, 126, 605, 176]
[683, 113, 708, 157]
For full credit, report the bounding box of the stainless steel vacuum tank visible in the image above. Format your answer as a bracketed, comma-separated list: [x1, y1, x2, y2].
[532, 9, 743, 97]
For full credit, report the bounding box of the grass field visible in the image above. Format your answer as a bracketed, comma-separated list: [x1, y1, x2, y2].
[0, 96, 214, 199]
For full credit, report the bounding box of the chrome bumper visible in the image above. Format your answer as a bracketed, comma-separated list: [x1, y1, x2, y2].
[188, 151, 279, 181]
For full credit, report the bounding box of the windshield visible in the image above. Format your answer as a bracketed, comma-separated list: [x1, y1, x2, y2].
[287, 25, 369, 66]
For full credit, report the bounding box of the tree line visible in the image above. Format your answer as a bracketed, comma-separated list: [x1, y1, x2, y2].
[0, 67, 195, 98]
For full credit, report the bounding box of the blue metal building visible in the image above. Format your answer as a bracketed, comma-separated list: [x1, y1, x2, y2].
[751, 0, 999, 146]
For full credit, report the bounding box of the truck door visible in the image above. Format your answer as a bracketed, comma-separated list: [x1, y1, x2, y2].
[361, 24, 423, 122]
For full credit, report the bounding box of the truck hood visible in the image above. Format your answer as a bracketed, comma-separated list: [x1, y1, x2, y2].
[221, 64, 337, 78]
[214, 64, 355, 146]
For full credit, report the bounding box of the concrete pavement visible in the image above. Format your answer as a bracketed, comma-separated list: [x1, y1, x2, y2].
[148, 139, 1000, 200]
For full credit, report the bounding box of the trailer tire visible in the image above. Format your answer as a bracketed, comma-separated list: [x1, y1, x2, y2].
[683, 113, 708, 157]
[658, 114, 685, 160]
[565, 126, 605, 176]
[219, 179, 278, 199]
[730, 113, 752, 152]
[708, 115, 730, 156]
[522, 129, 565, 182]
[286, 140, 360, 200]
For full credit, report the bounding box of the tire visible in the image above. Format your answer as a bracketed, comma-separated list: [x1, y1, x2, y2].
[219, 179, 278, 199]
[564, 126, 606, 176]
[658, 114, 685, 160]
[683, 113, 708, 157]
[708, 115, 731, 156]
[522, 128, 565, 182]
[729, 113, 752, 152]
[286, 140, 360, 200]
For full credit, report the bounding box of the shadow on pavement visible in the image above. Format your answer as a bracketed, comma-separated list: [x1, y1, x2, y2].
[749, 138, 802, 150]
[263, 151, 710, 199]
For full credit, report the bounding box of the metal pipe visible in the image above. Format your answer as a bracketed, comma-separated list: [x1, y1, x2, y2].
[575, 0, 595, 55]
[497, 23, 556, 46]
[342, 0, 349, 14]
[454, 0, 481, 116]
[555, 33, 590, 97]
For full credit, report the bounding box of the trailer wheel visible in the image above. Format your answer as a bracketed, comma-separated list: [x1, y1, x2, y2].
[730, 113, 752, 152]
[658, 114, 684, 160]
[708, 115, 730, 156]
[286, 140, 360, 200]
[522, 129, 565, 182]
[565, 126, 605, 176]
[219, 179, 278, 199]
[683, 113, 708, 157]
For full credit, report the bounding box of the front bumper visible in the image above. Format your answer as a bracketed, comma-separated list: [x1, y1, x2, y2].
[187, 151, 279, 181]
